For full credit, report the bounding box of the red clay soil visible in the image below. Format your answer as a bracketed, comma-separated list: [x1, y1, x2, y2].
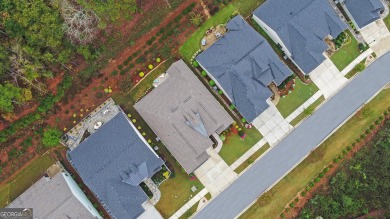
[280, 116, 390, 219]
[279, 79, 295, 96]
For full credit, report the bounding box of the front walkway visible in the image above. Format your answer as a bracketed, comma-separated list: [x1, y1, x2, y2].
[340, 48, 374, 76]
[252, 100, 293, 146]
[309, 58, 348, 99]
[194, 148, 237, 197]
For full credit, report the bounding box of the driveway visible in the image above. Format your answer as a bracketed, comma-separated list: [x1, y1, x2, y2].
[252, 99, 292, 146]
[309, 57, 348, 99]
[193, 52, 390, 219]
[360, 19, 390, 45]
[194, 148, 238, 196]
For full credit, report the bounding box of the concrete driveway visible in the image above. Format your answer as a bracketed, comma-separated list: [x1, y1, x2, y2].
[360, 19, 390, 45]
[252, 99, 292, 146]
[309, 57, 348, 98]
[194, 148, 237, 196]
[193, 52, 390, 219]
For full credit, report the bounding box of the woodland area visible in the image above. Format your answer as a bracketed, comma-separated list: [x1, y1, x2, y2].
[297, 120, 390, 219]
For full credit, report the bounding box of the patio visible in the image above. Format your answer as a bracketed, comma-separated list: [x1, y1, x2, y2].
[200, 25, 227, 50]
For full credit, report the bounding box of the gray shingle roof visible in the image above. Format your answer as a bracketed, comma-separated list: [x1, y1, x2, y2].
[68, 112, 163, 219]
[8, 172, 98, 219]
[196, 15, 292, 122]
[343, 0, 384, 28]
[253, 0, 347, 73]
[134, 60, 233, 174]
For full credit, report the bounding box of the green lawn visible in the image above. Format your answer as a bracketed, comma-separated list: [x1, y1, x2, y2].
[112, 94, 204, 218]
[219, 128, 263, 166]
[276, 79, 319, 118]
[290, 96, 325, 126]
[330, 30, 361, 71]
[384, 14, 390, 30]
[240, 89, 390, 219]
[232, 0, 266, 18]
[344, 59, 366, 79]
[179, 193, 211, 219]
[179, 5, 236, 62]
[130, 59, 174, 101]
[0, 153, 56, 207]
[235, 143, 270, 174]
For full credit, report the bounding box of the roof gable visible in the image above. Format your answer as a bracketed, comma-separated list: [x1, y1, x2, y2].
[197, 15, 292, 122]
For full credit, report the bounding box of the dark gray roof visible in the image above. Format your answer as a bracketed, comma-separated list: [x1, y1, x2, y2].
[343, 0, 384, 28]
[68, 112, 163, 219]
[196, 15, 292, 122]
[134, 60, 233, 174]
[253, 0, 347, 73]
[8, 172, 98, 219]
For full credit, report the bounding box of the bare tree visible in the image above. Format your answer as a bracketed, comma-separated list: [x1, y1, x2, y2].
[58, 0, 99, 45]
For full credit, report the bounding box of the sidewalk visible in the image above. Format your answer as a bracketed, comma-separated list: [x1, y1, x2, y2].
[169, 189, 208, 219]
[285, 91, 323, 123]
[340, 48, 373, 76]
[230, 139, 268, 170]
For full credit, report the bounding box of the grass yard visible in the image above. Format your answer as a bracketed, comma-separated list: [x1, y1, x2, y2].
[276, 79, 319, 118]
[179, 193, 211, 219]
[0, 153, 56, 207]
[384, 14, 390, 30]
[232, 0, 266, 18]
[239, 88, 390, 219]
[112, 94, 204, 218]
[290, 96, 325, 126]
[330, 30, 361, 71]
[219, 128, 263, 166]
[130, 59, 174, 101]
[344, 59, 366, 79]
[179, 4, 236, 62]
[235, 143, 270, 174]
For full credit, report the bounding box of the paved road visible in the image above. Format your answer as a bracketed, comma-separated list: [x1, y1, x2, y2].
[194, 52, 390, 219]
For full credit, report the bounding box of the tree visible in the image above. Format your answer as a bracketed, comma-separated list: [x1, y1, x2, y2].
[189, 12, 203, 26]
[0, 83, 22, 113]
[42, 127, 62, 147]
[57, 0, 99, 45]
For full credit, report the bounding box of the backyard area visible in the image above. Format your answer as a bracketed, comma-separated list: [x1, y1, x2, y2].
[276, 79, 319, 118]
[290, 96, 325, 126]
[0, 153, 56, 207]
[330, 30, 361, 71]
[112, 94, 204, 218]
[232, 0, 266, 18]
[179, 4, 236, 62]
[239, 88, 390, 219]
[219, 127, 263, 166]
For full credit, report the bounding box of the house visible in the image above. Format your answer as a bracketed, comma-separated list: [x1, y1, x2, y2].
[196, 15, 292, 123]
[340, 0, 384, 30]
[134, 60, 233, 174]
[253, 0, 347, 74]
[7, 162, 102, 219]
[68, 111, 164, 219]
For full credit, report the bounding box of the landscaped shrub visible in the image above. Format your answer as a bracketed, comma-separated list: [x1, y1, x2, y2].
[142, 132, 146, 136]
[346, 146, 352, 151]
[111, 70, 118, 76]
[289, 203, 295, 208]
[93, 204, 98, 209]
[42, 128, 61, 148]
[301, 191, 307, 196]
[156, 58, 161, 63]
[218, 90, 223, 95]
[309, 181, 315, 187]
[361, 134, 366, 139]
[148, 64, 153, 69]
[358, 43, 365, 51]
[129, 63, 135, 68]
[241, 118, 247, 123]
[139, 72, 145, 77]
[95, 92, 104, 99]
[294, 198, 299, 202]
[385, 111, 389, 116]
[356, 138, 361, 142]
[209, 80, 215, 86]
[305, 186, 311, 191]
[132, 119, 136, 123]
[323, 167, 329, 173]
[352, 142, 356, 147]
[137, 126, 141, 130]
[230, 105, 235, 110]
[201, 70, 207, 77]
[193, 60, 199, 67]
[375, 119, 380, 124]
[314, 177, 320, 182]
[147, 139, 152, 143]
[118, 65, 123, 70]
[379, 115, 384, 120]
[319, 172, 325, 178]
[334, 158, 340, 163]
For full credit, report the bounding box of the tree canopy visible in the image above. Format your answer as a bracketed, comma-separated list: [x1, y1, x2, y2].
[42, 127, 62, 147]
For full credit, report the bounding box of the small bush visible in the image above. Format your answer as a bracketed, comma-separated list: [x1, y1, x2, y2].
[301, 191, 307, 196]
[120, 70, 126, 75]
[118, 65, 123, 70]
[360, 134, 366, 139]
[352, 142, 356, 147]
[309, 181, 315, 187]
[289, 203, 295, 208]
[241, 118, 247, 123]
[230, 105, 235, 110]
[132, 119, 136, 123]
[334, 158, 340, 163]
[375, 120, 380, 124]
[305, 187, 311, 191]
[356, 138, 361, 142]
[129, 63, 135, 68]
[346, 146, 352, 151]
[209, 80, 215, 86]
[148, 64, 153, 69]
[156, 58, 161, 63]
[193, 60, 199, 67]
[201, 70, 207, 77]
[379, 115, 384, 120]
[111, 70, 118, 76]
[218, 90, 223, 95]
[384, 111, 388, 116]
[365, 129, 371, 134]
[314, 177, 320, 182]
[93, 203, 98, 209]
[139, 72, 145, 77]
[319, 172, 325, 178]
[323, 167, 329, 173]
[294, 198, 299, 202]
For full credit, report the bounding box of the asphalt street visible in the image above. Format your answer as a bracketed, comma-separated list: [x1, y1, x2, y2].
[194, 52, 390, 219]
